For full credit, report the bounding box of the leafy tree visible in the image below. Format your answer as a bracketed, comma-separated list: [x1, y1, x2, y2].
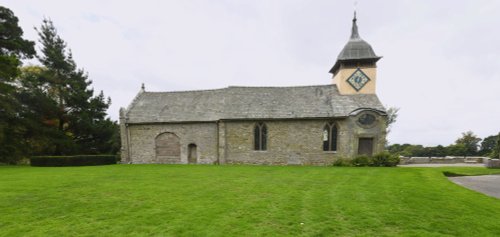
[446, 144, 467, 157]
[387, 143, 405, 154]
[388, 132, 498, 158]
[385, 107, 399, 135]
[0, 6, 35, 163]
[400, 144, 424, 157]
[430, 145, 447, 157]
[493, 132, 500, 159]
[389, 143, 466, 158]
[480, 134, 499, 157]
[455, 131, 481, 156]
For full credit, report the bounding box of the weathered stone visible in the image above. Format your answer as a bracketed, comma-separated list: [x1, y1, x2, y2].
[399, 156, 492, 165]
[123, 123, 218, 164]
[464, 157, 485, 163]
[408, 157, 430, 164]
[121, 114, 387, 165]
[485, 159, 500, 168]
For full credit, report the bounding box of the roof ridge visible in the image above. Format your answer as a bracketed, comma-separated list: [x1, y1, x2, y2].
[227, 84, 334, 89]
[139, 84, 335, 94]
[142, 88, 227, 94]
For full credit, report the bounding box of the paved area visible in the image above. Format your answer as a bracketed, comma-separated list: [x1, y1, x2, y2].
[449, 175, 500, 199]
[399, 163, 485, 167]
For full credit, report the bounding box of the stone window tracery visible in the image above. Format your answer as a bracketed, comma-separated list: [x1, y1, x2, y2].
[254, 122, 267, 151]
[323, 122, 338, 152]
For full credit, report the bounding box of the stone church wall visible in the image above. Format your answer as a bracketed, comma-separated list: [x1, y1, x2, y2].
[221, 116, 386, 165]
[126, 123, 218, 164]
[346, 111, 387, 158]
[122, 113, 386, 165]
[222, 120, 345, 165]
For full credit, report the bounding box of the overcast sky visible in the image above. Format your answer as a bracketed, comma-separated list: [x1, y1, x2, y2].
[4, 0, 500, 146]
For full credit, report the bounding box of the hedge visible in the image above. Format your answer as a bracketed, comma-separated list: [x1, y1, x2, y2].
[30, 155, 117, 167]
[333, 152, 400, 167]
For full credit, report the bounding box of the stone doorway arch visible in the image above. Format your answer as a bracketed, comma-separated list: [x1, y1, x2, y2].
[188, 143, 197, 164]
[155, 132, 181, 164]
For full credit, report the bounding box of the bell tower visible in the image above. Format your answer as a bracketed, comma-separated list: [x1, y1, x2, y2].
[330, 12, 381, 95]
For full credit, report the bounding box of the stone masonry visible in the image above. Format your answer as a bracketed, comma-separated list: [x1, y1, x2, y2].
[121, 122, 218, 164]
[120, 111, 386, 165]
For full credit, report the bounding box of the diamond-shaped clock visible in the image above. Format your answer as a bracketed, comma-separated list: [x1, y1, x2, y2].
[346, 69, 370, 91]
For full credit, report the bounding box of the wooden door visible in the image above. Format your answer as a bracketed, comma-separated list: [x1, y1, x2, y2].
[188, 144, 197, 164]
[358, 138, 374, 156]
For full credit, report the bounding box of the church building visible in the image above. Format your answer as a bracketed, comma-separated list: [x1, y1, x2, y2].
[119, 14, 387, 165]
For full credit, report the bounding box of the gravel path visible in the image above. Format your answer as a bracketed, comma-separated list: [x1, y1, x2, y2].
[448, 175, 500, 199]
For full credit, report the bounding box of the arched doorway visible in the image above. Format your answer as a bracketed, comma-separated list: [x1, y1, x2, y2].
[155, 132, 181, 163]
[188, 144, 197, 164]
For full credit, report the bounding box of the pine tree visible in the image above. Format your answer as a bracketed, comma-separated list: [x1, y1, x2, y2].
[34, 18, 113, 155]
[16, 66, 68, 155]
[0, 6, 35, 163]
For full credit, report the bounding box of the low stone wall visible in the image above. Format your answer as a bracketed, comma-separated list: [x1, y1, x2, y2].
[399, 156, 487, 165]
[485, 159, 500, 168]
[463, 157, 485, 163]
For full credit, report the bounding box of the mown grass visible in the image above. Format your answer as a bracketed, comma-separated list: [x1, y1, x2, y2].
[1, 165, 499, 236]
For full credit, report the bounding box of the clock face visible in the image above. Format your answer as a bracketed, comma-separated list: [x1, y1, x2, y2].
[347, 69, 370, 91]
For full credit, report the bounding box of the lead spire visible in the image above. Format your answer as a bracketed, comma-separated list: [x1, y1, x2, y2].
[350, 11, 360, 40]
[329, 10, 381, 75]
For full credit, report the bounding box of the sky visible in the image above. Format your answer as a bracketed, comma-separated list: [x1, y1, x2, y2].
[3, 0, 500, 146]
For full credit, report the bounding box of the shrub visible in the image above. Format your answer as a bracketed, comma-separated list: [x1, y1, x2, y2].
[30, 155, 117, 167]
[333, 157, 352, 167]
[372, 151, 400, 167]
[347, 152, 400, 167]
[352, 155, 372, 167]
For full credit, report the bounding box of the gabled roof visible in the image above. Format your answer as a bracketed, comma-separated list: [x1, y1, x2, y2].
[330, 13, 381, 74]
[124, 84, 386, 123]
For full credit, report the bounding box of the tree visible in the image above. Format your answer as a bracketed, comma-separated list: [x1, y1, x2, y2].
[385, 107, 399, 135]
[446, 144, 467, 157]
[0, 7, 36, 80]
[15, 66, 72, 155]
[493, 132, 500, 159]
[455, 131, 481, 156]
[480, 134, 499, 157]
[0, 6, 35, 163]
[400, 144, 424, 157]
[431, 145, 447, 157]
[32, 18, 114, 155]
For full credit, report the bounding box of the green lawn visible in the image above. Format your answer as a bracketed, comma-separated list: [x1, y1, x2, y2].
[1, 165, 499, 237]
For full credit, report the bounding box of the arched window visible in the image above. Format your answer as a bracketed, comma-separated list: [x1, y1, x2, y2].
[323, 123, 338, 152]
[254, 122, 267, 151]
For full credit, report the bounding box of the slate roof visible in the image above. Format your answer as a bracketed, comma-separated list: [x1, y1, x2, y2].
[330, 14, 381, 74]
[124, 84, 386, 123]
